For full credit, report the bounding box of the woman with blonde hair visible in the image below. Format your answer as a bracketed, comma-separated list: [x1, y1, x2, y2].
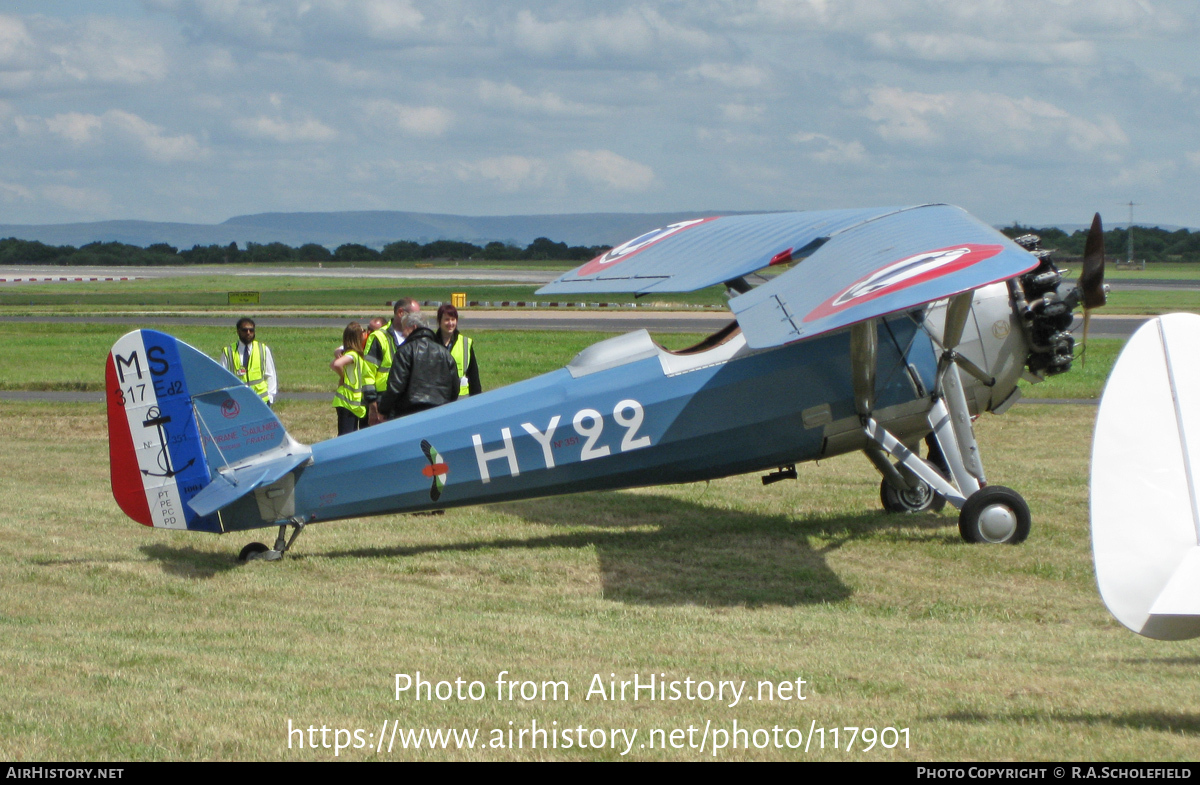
[331, 321, 368, 435]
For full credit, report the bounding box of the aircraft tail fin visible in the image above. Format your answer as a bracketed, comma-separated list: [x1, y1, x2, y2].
[106, 329, 309, 532]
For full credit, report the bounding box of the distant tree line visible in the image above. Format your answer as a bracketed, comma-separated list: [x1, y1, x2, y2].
[7, 225, 1199, 266]
[0, 236, 612, 266]
[1000, 224, 1200, 263]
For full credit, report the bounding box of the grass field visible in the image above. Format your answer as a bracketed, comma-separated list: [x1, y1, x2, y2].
[0, 321, 1121, 399]
[1, 400, 1197, 761]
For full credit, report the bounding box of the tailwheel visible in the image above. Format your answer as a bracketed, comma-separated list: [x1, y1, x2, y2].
[238, 518, 307, 562]
[238, 542, 270, 561]
[880, 478, 946, 513]
[958, 486, 1030, 544]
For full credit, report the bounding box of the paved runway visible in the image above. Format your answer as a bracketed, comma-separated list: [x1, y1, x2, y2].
[0, 263, 559, 285]
[0, 309, 1150, 339]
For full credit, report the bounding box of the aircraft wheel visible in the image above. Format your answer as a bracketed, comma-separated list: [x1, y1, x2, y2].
[880, 478, 946, 513]
[238, 542, 270, 561]
[958, 486, 1030, 544]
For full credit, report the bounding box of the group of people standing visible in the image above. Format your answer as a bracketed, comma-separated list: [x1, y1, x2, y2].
[218, 300, 480, 438]
[330, 298, 480, 436]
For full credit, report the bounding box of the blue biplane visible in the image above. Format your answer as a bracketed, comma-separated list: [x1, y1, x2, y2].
[106, 204, 1105, 560]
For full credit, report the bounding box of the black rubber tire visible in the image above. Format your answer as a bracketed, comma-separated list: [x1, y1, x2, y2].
[880, 478, 946, 513]
[958, 486, 1031, 544]
[879, 437, 949, 514]
[238, 542, 270, 562]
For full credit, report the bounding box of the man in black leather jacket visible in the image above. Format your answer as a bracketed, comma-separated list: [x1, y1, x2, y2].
[378, 312, 460, 419]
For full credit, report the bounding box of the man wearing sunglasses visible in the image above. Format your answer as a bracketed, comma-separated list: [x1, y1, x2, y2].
[219, 317, 277, 406]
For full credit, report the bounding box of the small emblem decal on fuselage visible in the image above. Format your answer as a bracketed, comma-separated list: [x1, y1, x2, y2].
[804, 244, 1003, 322]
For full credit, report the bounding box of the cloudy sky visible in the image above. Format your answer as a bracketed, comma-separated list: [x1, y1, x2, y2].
[0, 0, 1196, 229]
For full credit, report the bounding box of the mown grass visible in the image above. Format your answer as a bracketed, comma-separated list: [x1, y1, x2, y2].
[1105, 263, 1200, 279]
[1, 401, 1197, 761]
[1104, 290, 1200, 315]
[0, 321, 1120, 399]
[1017, 338, 1120, 400]
[0, 324, 710, 393]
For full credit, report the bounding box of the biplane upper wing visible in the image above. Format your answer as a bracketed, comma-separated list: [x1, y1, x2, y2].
[537, 207, 900, 294]
[537, 204, 1039, 349]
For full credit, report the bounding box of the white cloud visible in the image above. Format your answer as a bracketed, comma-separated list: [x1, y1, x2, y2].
[0, 179, 33, 202]
[687, 63, 769, 89]
[358, 0, 424, 38]
[740, 0, 1189, 37]
[105, 111, 205, 162]
[0, 15, 37, 67]
[145, 0, 425, 47]
[455, 155, 549, 191]
[46, 113, 103, 145]
[44, 110, 205, 162]
[510, 7, 711, 61]
[567, 149, 655, 191]
[862, 86, 1128, 155]
[1187, 151, 1200, 169]
[476, 81, 602, 116]
[721, 103, 765, 123]
[233, 115, 338, 144]
[865, 32, 1097, 66]
[791, 132, 869, 165]
[42, 184, 113, 214]
[47, 19, 169, 84]
[389, 149, 656, 196]
[1111, 160, 1167, 188]
[365, 100, 452, 136]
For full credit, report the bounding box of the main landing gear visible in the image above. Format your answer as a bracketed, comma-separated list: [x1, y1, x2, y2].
[957, 485, 1030, 544]
[879, 475, 946, 514]
[238, 518, 306, 562]
[852, 296, 1032, 545]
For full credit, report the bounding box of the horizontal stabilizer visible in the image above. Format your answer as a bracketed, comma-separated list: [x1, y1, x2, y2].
[1092, 314, 1200, 640]
[186, 447, 311, 518]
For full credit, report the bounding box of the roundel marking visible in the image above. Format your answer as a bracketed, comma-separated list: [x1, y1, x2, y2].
[575, 217, 719, 277]
[803, 244, 1004, 323]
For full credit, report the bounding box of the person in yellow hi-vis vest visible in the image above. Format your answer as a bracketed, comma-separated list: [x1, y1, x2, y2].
[330, 322, 368, 435]
[364, 297, 421, 425]
[435, 304, 481, 397]
[219, 317, 277, 406]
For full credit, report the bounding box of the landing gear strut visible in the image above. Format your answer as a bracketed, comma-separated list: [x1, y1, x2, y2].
[238, 518, 306, 562]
